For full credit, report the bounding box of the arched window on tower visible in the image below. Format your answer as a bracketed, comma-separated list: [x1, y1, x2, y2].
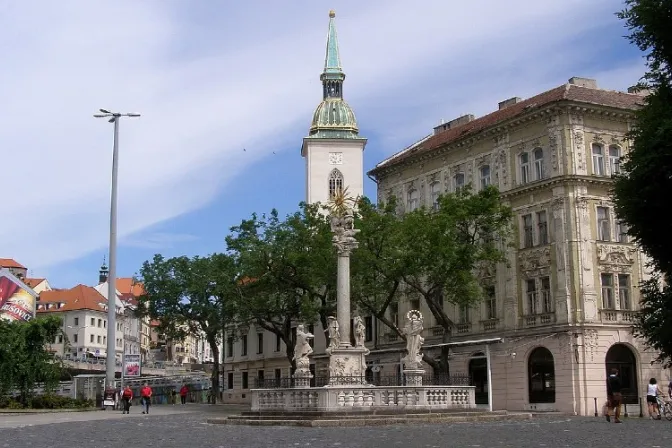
[329, 169, 344, 199]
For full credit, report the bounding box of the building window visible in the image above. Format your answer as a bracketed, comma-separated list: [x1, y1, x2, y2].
[429, 182, 441, 210]
[74, 317, 79, 326]
[533, 148, 545, 180]
[103, 336, 106, 344]
[407, 189, 419, 211]
[227, 372, 234, 390]
[601, 273, 615, 309]
[410, 298, 420, 311]
[328, 169, 344, 199]
[484, 285, 496, 320]
[90, 318, 95, 326]
[257, 333, 263, 354]
[97, 335, 101, 344]
[390, 302, 399, 327]
[526, 279, 537, 315]
[522, 214, 534, 248]
[364, 316, 373, 342]
[609, 145, 621, 175]
[226, 334, 234, 358]
[520, 153, 530, 184]
[242, 372, 248, 389]
[454, 173, 465, 191]
[275, 333, 281, 352]
[73, 334, 78, 343]
[90, 334, 94, 343]
[618, 274, 631, 310]
[459, 304, 470, 323]
[616, 221, 629, 243]
[537, 211, 548, 245]
[480, 165, 491, 189]
[540, 277, 552, 313]
[592, 144, 605, 175]
[597, 206, 611, 241]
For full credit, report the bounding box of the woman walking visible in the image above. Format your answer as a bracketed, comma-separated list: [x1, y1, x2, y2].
[647, 378, 663, 420]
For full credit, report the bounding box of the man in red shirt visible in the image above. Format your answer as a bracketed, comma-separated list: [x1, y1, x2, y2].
[121, 386, 133, 414]
[140, 382, 152, 414]
[179, 383, 189, 405]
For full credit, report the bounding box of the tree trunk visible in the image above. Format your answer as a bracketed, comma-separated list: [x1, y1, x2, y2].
[207, 334, 220, 404]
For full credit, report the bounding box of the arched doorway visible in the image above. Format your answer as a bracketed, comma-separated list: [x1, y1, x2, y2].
[528, 347, 555, 403]
[468, 352, 488, 405]
[605, 344, 638, 404]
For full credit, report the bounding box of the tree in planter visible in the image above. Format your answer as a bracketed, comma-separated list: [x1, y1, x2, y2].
[0, 315, 64, 406]
[226, 204, 334, 371]
[367, 185, 512, 375]
[612, 0, 672, 367]
[138, 253, 240, 402]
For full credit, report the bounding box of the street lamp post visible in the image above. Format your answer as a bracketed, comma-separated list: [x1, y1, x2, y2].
[93, 109, 140, 388]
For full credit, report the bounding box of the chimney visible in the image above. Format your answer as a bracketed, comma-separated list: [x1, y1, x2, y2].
[433, 114, 475, 135]
[498, 97, 522, 110]
[628, 85, 651, 96]
[568, 77, 597, 89]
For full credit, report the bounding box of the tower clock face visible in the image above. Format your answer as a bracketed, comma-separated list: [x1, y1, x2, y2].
[328, 152, 343, 165]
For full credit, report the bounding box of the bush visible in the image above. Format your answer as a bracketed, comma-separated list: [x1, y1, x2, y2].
[0, 394, 94, 409]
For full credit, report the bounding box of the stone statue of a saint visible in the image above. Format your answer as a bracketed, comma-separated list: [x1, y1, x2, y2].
[353, 316, 366, 348]
[402, 310, 425, 370]
[293, 324, 314, 370]
[326, 316, 340, 351]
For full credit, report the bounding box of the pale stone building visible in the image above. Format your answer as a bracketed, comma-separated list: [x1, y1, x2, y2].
[366, 77, 670, 415]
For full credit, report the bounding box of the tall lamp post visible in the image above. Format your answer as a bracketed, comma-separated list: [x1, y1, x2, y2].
[93, 109, 140, 388]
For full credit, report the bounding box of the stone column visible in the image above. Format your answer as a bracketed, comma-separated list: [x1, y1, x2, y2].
[336, 253, 351, 347]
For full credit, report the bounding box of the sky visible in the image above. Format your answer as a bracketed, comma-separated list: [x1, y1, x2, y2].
[0, 0, 646, 288]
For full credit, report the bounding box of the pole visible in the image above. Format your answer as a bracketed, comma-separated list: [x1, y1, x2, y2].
[105, 117, 120, 389]
[336, 254, 351, 347]
[486, 344, 493, 412]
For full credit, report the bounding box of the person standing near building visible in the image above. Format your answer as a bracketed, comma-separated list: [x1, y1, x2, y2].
[140, 382, 152, 414]
[121, 385, 133, 414]
[606, 369, 623, 423]
[647, 378, 663, 419]
[179, 383, 189, 405]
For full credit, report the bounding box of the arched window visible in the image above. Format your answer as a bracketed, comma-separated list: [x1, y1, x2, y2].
[328, 169, 344, 199]
[480, 165, 491, 189]
[454, 173, 465, 191]
[592, 144, 605, 175]
[407, 189, 419, 211]
[429, 182, 441, 209]
[608, 145, 621, 175]
[520, 153, 530, 184]
[533, 148, 544, 180]
[528, 347, 555, 403]
[605, 344, 638, 404]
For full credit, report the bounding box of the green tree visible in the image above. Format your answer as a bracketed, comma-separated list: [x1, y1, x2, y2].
[613, 0, 672, 367]
[226, 203, 336, 370]
[0, 316, 63, 405]
[138, 253, 239, 402]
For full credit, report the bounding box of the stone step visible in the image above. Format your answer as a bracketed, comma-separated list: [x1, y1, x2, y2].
[208, 412, 534, 427]
[240, 409, 505, 417]
[233, 410, 508, 420]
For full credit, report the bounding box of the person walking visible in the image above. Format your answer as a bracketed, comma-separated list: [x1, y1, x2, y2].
[140, 382, 153, 415]
[121, 385, 133, 414]
[179, 383, 189, 405]
[647, 378, 663, 420]
[606, 368, 623, 423]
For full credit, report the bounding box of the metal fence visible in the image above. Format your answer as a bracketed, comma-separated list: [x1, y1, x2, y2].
[254, 374, 471, 389]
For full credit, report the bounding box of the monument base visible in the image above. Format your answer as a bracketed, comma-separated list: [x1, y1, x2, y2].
[326, 345, 370, 387]
[403, 369, 425, 386]
[293, 369, 313, 389]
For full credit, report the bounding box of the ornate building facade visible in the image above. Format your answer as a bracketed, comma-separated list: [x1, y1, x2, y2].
[367, 77, 669, 415]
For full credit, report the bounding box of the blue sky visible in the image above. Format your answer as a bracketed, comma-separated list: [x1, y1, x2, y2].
[0, 0, 645, 288]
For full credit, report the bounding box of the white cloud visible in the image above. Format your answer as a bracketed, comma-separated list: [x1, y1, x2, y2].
[0, 0, 643, 271]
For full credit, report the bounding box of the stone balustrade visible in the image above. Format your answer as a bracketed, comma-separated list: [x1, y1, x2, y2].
[251, 385, 476, 412]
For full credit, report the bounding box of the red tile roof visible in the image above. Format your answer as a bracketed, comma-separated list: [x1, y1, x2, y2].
[37, 284, 108, 313]
[23, 278, 45, 288]
[369, 82, 643, 175]
[0, 258, 26, 269]
[115, 277, 145, 297]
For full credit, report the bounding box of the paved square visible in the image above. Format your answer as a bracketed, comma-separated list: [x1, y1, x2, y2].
[1, 407, 671, 448]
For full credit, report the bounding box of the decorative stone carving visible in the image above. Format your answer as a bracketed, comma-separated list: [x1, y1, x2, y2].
[575, 196, 589, 211]
[569, 112, 584, 126]
[583, 329, 599, 362]
[330, 209, 360, 256]
[402, 310, 425, 370]
[354, 316, 366, 349]
[518, 247, 552, 275]
[326, 316, 340, 353]
[594, 134, 605, 144]
[611, 135, 622, 145]
[596, 244, 637, 273]
[573, 130, 586, 172]
[548, 132, 559, 171]
[496, 148, 508, 187]
[293, 324, 314, 371]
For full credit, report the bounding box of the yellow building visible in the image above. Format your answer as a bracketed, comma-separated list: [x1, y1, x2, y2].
[366, 76, 669, 415]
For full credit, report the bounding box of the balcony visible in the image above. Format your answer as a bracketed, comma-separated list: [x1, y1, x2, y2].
[523, 312, 556, 327]
[430, 326, 445, 337]
[480, 319, 500, 332]
[455, 323, 471, 334]
[599, 309, 637, 324]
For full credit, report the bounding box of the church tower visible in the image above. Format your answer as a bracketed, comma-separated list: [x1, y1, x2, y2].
[302, 10, 367, 205]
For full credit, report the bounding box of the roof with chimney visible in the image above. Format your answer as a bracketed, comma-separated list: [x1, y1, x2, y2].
[368, 77, 645, 177]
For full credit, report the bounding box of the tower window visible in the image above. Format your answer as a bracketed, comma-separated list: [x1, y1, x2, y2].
[328, 169, 344, 199]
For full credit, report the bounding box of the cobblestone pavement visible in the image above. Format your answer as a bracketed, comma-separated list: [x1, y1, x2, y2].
[1, 410, 671, 448]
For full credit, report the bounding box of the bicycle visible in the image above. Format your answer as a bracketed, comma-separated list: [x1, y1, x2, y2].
[657, 395, 672, 421]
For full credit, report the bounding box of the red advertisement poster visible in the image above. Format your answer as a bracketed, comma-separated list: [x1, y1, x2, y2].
[0, 272, 36, 322]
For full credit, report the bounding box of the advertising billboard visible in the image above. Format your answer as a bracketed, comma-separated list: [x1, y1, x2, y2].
[0, 270, 37, 323]
[123, 354, 141, 377]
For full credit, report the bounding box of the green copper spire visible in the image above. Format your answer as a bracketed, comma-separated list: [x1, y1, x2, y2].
[323, 10, 343, 77]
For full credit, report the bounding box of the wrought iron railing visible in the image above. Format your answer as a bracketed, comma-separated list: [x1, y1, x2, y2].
[253, 374, 471, 389]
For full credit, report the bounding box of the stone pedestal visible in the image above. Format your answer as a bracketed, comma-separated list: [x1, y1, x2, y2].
[293, 369, 313, 389]
[327, 346, 370, 387]
[403, 369, 425, 386]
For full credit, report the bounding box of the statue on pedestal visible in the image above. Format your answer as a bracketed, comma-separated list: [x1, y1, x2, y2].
[326, 316, 340, 351]
[293, 324, 314, 370]
[354, 316, 366, 348]
[330, 208, 360, 255]
[402, 310, 425, 370]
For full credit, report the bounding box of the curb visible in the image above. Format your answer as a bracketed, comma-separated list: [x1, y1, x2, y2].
[0, 407, 100, 414]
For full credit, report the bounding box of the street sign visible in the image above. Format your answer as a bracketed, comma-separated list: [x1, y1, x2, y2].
[95, 349, 100, 356]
